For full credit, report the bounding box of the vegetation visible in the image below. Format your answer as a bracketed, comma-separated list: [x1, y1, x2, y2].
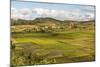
[11, 18, 95, 66]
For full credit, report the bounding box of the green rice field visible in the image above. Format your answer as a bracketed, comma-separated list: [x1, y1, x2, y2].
[11, 31, 95, 66]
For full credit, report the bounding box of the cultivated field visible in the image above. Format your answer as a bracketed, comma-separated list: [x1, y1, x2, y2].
[11, 19, 95, 66]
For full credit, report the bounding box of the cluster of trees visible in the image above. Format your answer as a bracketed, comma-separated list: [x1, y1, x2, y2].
[11, 18, 95, 33]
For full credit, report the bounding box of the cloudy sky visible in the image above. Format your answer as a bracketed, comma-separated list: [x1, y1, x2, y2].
[11, 1, 95, 21]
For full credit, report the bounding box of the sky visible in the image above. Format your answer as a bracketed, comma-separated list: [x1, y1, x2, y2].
[11, 0, 95, 21]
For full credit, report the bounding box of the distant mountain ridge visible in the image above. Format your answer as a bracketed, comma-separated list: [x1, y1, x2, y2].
[11, 17, 95, 25]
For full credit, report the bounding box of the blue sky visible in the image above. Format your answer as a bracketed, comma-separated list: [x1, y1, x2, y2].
[11, 1, 86, 10]
[11, 0, 95, 21]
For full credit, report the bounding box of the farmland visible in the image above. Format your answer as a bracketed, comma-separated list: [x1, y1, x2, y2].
[11, 18, 95, 66]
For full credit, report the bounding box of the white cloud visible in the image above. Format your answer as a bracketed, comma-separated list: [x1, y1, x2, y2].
[11, 8, 35, 20]
[11, 7, 95, 21]
[11, 8, 19, 20]
[19, 8, 32, 15]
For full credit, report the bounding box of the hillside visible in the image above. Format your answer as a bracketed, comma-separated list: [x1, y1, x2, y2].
[11, 17, 95, 25]
[11, 17, 95, 33]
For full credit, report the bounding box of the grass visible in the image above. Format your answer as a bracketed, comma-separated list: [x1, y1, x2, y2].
[11, 31, 95, 66]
